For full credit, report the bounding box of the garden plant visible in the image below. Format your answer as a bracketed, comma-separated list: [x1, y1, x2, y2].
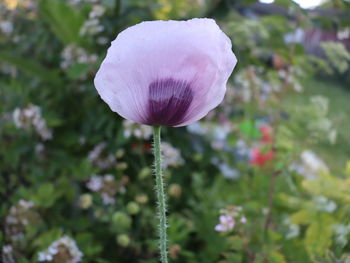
[1, 0, 350, 263]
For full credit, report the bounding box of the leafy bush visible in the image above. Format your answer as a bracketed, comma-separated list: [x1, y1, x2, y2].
[1, 0, 350, 262]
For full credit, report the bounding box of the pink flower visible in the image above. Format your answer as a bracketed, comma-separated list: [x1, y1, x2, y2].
[215, 215, 235, 232]
[94, 19, 237, 127]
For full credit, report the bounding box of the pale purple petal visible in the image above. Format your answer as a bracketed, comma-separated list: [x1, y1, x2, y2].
[219, 215, 231, 224]
[215, 215, 235, 232]
[94, 18, 237, 126]
[215, 224, 227, 232]
[240, 216, 247, 224]
[220, 215, 235, 230]
[228, 220, 235, 229]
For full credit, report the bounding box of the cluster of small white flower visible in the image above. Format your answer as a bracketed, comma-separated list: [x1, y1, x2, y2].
[13, 104, 52, 140]
[2, 244, 15, 263]
[86, 174, 105, 191]
[87, 142, 116, 170]
[332, 224, 350, 248]
[5, 200, 37, 242]
[278, 67, 303, 92]
[308, 96, 337, 144]
[233, 66, 303, 105]
[233, 66, 263, 103]
[1, 0, 37, 48]
[80, 5, 106, 37]
[313, 195, 337, 213]
[234, 139, 251, 161]
[161, 142, 184, 169]
[187, 122, 233, 150]
[210, 125, 232, 150]
[283, 218, 300, 239]
[290, 150, 329, 179]
[38, 236, 83, 263]
[86, 174, 119, 205]
[122, 120, 153, 140]
[61, 44, 98, 69]
[211, 158, 240, 179]
[321, 42, 350, 74]
[0, 20, 14, 35]
[0, 62, 17, 77]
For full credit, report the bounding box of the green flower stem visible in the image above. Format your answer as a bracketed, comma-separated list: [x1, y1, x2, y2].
[153, 126, 168, 263]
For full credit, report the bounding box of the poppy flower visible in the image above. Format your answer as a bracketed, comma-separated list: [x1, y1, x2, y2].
[94, 18, 237, 127]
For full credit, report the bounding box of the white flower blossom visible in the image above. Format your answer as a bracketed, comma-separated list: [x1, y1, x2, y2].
[161, 142, 184, 168]
[80, 18, 104, 36]
[12, 104, 52, 140]
[0, 21, 14, 35]
[86, 174, 117, 205]
[286, 224, 300, 239]
[97, 36, 109, 45]
[87, 142, 116, 170]
[89, 5, 105, 18]
[337, 27, 350, 40]
[314, 196, 337, 213]
[188, 122, 233, 151]
[5, 200, 37, 242]
[291, 150, 329, 179]
[218, 163, 240, 179]
[2, 245, 15, 263]
[61, 44, 97, 69]
[333, 224, 350, 247]
[86, 175, 103, 192]
[101, 193, 115, 205]
[38, 236, 83, 263]
[122, 120, 152, 140]
[0, 62, 17, 76]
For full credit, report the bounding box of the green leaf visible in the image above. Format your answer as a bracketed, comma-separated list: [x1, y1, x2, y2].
[32, 228, 63, 249]
[239, 120, 260, 139]
[18, 258, 30, 263]
[304, 214, 334, 257]
[290, 209, 315, 225]
[39, 0, 86, 45]
[226, 235, 243, 251]
[0, 52, 62, 85]
[224, 252, 243, 262]
[269, 250, 287, 263]
[76, 232, 103, 257]
[31, 183, 59, 208]
[67, 63, 91, 79]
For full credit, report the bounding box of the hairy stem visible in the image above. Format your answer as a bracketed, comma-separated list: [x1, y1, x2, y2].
[153, 126, 168, 263]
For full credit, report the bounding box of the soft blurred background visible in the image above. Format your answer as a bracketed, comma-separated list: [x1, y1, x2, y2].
[1, 0, 350, 262]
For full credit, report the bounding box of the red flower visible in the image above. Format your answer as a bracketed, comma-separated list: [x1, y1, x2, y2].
[259, 125, 273, 143]
[131, 142, 152, 151]
[250, 148, 274, 166]
[143, 142, 152, 150]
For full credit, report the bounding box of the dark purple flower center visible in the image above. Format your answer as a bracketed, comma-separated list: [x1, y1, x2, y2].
[145, 78, 193, 126]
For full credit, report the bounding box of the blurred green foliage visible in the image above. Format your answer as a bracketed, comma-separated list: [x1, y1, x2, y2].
[1, 0, 350, 262]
